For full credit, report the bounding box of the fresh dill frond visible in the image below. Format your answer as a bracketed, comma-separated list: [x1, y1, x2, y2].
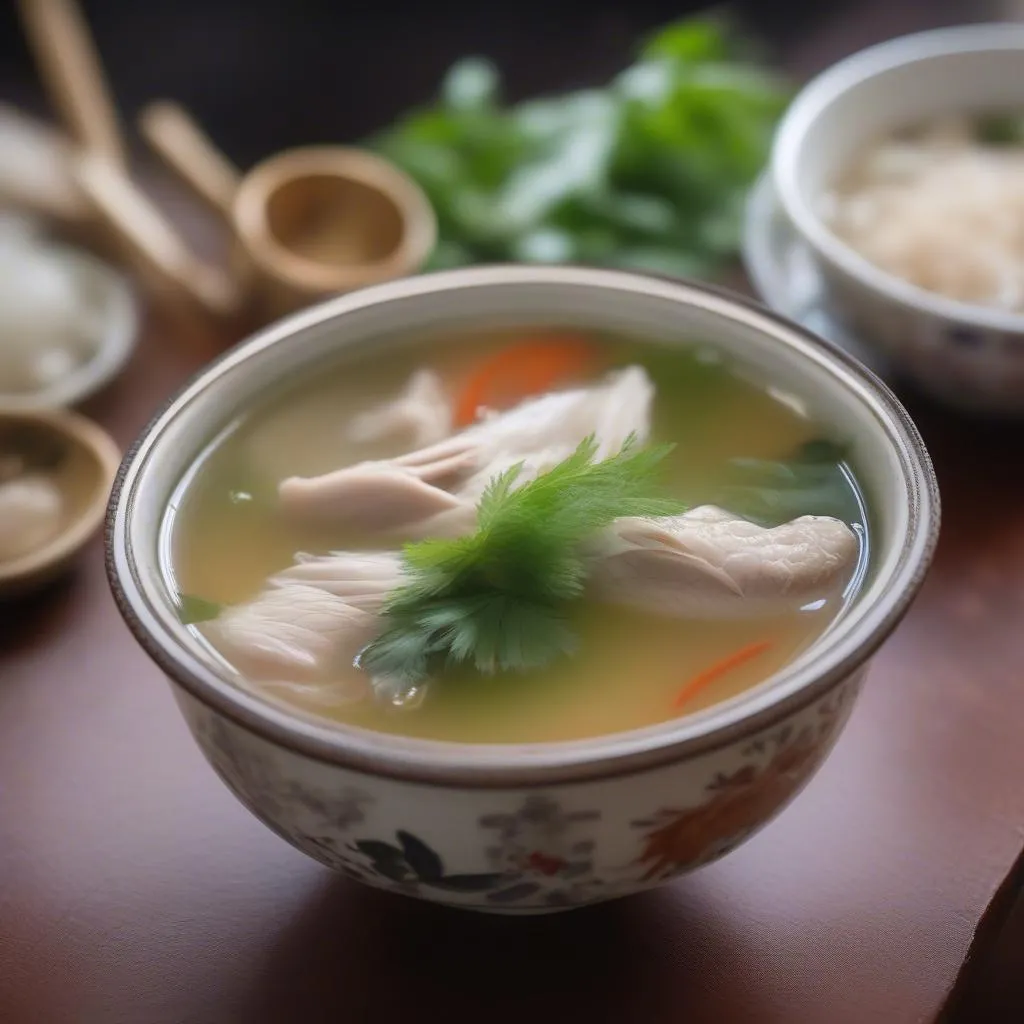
[360, 434, 683, 689]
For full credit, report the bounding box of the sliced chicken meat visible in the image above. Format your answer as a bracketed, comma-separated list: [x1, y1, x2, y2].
[208, 506, 858, 689]
[346, 369, 453, 450]
[588, 506, 858, 619]
[205, 550, 403, 681]
[278, 366, 654, 538]
[279, 462, 472, 535]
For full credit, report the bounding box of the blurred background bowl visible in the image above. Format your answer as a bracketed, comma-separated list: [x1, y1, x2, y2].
[769, 22, 1024, 414]
[0, 215, 138, 410]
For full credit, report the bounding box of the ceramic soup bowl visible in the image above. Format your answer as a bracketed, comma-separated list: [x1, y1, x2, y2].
[772, 23, 1024, 414]
[106, 266, 939, 914]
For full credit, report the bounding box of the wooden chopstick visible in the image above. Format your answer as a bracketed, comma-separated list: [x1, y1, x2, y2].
[16, 0, 128, 166]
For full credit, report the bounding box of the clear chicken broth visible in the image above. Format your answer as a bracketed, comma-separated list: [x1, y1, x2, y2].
[165, 327, 869, 744]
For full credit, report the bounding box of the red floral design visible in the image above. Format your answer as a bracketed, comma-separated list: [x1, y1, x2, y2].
[526, 851, 568, 876]
[632, 685, 856, 884]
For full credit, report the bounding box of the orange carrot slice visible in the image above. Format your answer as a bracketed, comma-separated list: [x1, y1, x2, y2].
[672, 641, 773, 710]
[454, 334, 598, 427]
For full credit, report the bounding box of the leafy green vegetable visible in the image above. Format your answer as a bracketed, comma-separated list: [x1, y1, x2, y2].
[360, 435, 683, 690]
[369, 16, 789, 276]
[714, 439, 862, 528]
[625, 342, 731, 436]
[641, 17, 732, 62]
[442, 57, 500, 111]
[975, 113, 1024, 146]
[177, 593, 222, 625]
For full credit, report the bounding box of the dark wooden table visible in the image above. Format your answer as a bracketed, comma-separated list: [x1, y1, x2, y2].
[4, 4, 1024, 1023]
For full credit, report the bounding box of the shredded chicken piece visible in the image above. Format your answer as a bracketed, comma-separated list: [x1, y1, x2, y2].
[218, 365, 861, 686]
[211, 505, 858, 686]
[588, 506, 858, 618]
[347, 369, 452, 450]
[206, 551, 402, 680]
[278, 366, 654, 538]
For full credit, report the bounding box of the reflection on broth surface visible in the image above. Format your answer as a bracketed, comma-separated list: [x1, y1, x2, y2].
[166, 327, 869, 744]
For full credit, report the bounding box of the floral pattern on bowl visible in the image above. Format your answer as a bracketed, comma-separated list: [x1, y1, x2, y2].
[178, 671, 860, 913]
[633, 706, 838, 881]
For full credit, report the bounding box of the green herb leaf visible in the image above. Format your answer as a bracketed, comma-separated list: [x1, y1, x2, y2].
[360, 436, 683, 690]
[714, 438, 861, 528]
[976, 113, 1024, 146]
[368, 16, 789, 274]
[177, 593, 222, 625]
[442, 57, 500, 111]
[640, 17, 731, 62]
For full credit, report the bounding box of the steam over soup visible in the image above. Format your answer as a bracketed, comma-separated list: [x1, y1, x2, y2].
[166, 328, 869, 744]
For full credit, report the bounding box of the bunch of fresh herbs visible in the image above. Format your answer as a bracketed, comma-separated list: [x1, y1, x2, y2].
[370, 16, 789, 277]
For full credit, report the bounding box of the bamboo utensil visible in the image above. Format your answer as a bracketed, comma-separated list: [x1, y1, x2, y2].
[74, 153, 239, 317]
[16, 0, 438, 325]
[16, 0, 127, 166]
[16, 0, 236, 320]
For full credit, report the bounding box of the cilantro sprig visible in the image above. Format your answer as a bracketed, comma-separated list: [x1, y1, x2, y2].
[359, 435, 682, 692]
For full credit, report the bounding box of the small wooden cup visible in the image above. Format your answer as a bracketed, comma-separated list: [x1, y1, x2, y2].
[139, 102, 437, 321]
[0, 407, 120, 596]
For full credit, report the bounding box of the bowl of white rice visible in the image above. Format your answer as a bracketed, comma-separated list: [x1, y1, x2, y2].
[769, 22, 1024, 413]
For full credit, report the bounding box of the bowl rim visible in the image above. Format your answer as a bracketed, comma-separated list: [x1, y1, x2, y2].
[773, 22, 1024, 335]
[105, 265, 940, 788]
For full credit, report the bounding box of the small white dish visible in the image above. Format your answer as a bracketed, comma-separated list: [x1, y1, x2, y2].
[0, 214, 137, 410]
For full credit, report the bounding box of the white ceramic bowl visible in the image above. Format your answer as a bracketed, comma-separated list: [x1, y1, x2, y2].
[106, 266, 939, 914]
[771, 23, 1024, 414]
